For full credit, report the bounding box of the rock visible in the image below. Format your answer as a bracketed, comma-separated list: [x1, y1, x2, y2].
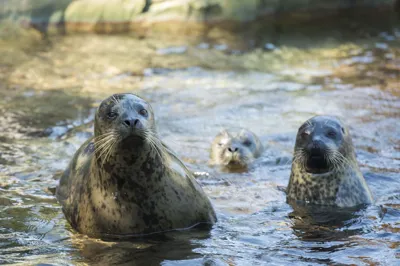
[0, 0, 397, 34]
[64, 0, 147, 33]
[135, 0, 266, 23]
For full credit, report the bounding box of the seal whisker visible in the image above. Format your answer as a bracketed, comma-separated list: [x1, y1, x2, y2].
[92, 134, 116, 149]
[103, 137, 119, 164]
[56, 93, 216, 239]
[95, 137, 116, 161]
[330, 150, 345, 172]
[293, 148, 307, 169]
[93, 139, 114, 156]
[142, 129, 170, 163]
[97, 141, 115, 164]
[101, 133, 119, 164]
[336, 152, 353, 171]
[93, 135, 115, 154]
[92, 131, 115, 143]
[93, 135, 114, 148]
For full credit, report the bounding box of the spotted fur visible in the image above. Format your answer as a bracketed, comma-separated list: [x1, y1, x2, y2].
[286, 116, 373, 207]
[56, 94, 216, 238]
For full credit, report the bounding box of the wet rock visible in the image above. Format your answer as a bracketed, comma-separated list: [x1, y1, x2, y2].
[136, 0, 262, 23]
[64, 0, 147, 32]
[0, 0, 397, 34]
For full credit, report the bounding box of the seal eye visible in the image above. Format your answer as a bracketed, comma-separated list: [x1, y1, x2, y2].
[139, 109, 148, 116]
[327, 130, 337, 138]
[341, 127, 345, 134]
[243, 139, 252, 146]
[107, 112, 118, 119]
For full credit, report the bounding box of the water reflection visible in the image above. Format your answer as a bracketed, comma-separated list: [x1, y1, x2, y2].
[288, 201, 371, 242]
[71, 230, 211, 265]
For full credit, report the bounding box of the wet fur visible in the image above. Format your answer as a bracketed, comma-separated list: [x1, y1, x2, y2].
[287, 116, 373, 207]
[56, 94, 216, 238]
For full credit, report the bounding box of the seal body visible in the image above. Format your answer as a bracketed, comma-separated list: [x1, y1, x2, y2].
[56, 94, 216, 238]
[287, 115, 373, 207]
[210, 129, 263, 171]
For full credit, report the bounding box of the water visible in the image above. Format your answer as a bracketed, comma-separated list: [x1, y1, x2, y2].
[0, 27, 399, 265]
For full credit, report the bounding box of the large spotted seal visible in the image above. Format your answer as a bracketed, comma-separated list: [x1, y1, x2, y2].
[209, 129, 263, 171]
[56, 93, 217, 238]
[287, 115, 373, 207]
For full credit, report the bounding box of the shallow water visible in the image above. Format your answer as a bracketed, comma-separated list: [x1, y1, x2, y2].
[0, 27, 399, 265]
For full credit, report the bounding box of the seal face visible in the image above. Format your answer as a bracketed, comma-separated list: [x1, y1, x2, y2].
[56, 93, 217, 238]
[210, 129, 263, 171]
[286, 115, 373, 207]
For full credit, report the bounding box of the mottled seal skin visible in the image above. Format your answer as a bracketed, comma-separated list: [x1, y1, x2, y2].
[210, 129, 263, 171]
[287, 115, 373, 207]
[56, 93, 217, 238]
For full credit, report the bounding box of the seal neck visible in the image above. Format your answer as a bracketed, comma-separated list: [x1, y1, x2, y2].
[94, 135, 166, 176]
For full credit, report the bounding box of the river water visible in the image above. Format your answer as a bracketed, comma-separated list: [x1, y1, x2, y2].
[0, 26, 399, 265]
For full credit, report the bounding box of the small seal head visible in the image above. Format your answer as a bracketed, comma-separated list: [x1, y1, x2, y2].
[287, 115, 373, 207]
[210, 129, 263, 170]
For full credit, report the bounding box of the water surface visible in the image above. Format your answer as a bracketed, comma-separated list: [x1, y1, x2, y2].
[0, 28, 399, 265]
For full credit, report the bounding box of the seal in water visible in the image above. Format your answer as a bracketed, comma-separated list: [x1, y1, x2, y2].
[286, 115, 373, 207]
[210, 129, 263, 171]
[56, 93, 217, 238]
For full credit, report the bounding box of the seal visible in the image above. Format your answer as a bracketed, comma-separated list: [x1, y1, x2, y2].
[286, 115, 373, 207]
[56, 93, 217, 238]
[210, 129, 263, 171]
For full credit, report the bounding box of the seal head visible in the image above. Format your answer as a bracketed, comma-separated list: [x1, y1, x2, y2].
[287, 115, 373, 207]
[294, 115, 352, 175]
[210, 129, 263, 171]
[94, 94, 155, 139]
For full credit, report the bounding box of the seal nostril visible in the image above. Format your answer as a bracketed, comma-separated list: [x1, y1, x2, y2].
[228, 147, 239, 153]
[123, 119, 141, 128]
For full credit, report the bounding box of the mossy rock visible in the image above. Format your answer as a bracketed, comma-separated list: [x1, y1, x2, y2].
[64, 0, 146, 23]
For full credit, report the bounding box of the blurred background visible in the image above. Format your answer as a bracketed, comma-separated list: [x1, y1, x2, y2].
[0, 1, 399, 265]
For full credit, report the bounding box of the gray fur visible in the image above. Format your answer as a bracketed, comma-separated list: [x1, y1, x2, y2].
[210, 129, 263, 170]
[56, 94, 216, 238]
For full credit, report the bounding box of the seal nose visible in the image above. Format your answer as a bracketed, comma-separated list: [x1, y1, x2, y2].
[312, 142, 320, 149]
[308, 140, 325, 155]
[228, 146, 239, 153]
[123, 119, 142, 129]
